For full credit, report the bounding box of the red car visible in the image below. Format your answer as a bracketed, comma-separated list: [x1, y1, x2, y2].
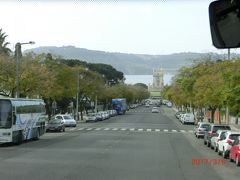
[229, 137, 240, 166]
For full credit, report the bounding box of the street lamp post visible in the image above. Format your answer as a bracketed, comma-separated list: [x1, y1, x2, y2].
[15, 41, 35, 98]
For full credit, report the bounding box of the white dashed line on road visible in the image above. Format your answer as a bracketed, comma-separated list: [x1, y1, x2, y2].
[130, 128, 135, 131]
[112, 128, 118, 131]
[163, 129, 169, 132]
[121, 128, 127, 131]
[95, 128, 101, 131]
[104, 128, 110, 131]
[69, 128, 76, 131]
[138, 128, 143, 131]
[86, 128, 92, 131]
[78, 128, 85, 131]
[180, 130, 186, 133]
[172, 130, 177, 132]
[155, 129, 160, 132]
[146, 129, 152, 132]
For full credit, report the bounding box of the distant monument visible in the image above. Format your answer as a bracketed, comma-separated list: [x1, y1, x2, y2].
[148, 68, 164, 98]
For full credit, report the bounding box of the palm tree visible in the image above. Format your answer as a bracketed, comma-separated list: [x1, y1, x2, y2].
[0, 28, 11, 55]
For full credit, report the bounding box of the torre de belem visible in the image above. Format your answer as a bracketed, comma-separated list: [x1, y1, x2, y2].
[148, 68, 164, 98]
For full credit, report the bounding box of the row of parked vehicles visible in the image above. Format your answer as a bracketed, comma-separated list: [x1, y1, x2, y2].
[175, 111, 195, 125]
[85, 110, 118, 123]
[46, 110, 118, 132]
[194, 122, 240, 166]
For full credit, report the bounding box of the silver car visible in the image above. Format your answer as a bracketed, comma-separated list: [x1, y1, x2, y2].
[54, 114, 77, 127]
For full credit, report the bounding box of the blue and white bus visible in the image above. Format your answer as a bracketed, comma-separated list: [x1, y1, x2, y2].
[0, 98, 46, 144]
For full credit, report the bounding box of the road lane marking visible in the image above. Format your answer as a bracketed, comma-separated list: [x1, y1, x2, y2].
[180, 130, 186, 133]
[121, 128, 127, 131]
[78, 128, 85, 131]
[164, 129, 168, 132]
[146, 129, 152, 132]
[188, 130, 194, 133]
[104, 128, 110, 131]
[130, 128, 135, 131]
[86, 128, 92, 131]
[172, 129, 177, 132]
[95, 128, 101, 131]
[155, 129, 160, 132]
[138, 128, 143, 131]
[69, 128, 76, 131]
[112, 128, 118, 131]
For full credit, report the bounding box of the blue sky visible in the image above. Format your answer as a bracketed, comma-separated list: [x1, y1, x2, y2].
[0, 0, 236, 55]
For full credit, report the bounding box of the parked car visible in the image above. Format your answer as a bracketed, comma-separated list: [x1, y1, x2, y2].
[210, 129, 228, 151]
[229, 137, 240, 166]
[151, 107, 159, 113]
[180, 113, 195, 124]
[145, 104, 150, 108]
[96, 112, 103, 121]
[166, 102, 172, 107]
[86, 113, 98, 122]
[194, 122, 210, 138]
[179, 113, 186, 122]
[218, 131, 240, 158]
[54, 114, 77, 127]
[175, 111, 185, 119]
[204, 124, 231, 147]
[46, 118, 65, 132]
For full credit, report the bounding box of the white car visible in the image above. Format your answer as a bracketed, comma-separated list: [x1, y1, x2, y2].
[181, 113, 194, 124]
[86, 113, 98, 122]
[54, 114, 77, 127]
[151, 107, 159, 113]
[194, 122, 210, 138]
[210, 129, 228, 151]
[218, 131, 240, 158]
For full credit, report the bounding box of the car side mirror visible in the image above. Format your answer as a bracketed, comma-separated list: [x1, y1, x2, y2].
[209, 0, 240, 48]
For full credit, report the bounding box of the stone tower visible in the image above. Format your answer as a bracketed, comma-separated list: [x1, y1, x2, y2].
[149, 68, 164, 92]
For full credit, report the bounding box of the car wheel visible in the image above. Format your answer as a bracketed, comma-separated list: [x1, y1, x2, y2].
[204, 140, 207, 145]
[210, 144, 214, 149]
[236, 156, 240, 166]
[62, 127, 65, 132]
[222, 149, 226, 159]
[207, 141, 210, 147]
[229, 154, 233, 162]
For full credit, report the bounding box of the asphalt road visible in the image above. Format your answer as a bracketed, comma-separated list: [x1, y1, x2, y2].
[0, 105, 240, 180]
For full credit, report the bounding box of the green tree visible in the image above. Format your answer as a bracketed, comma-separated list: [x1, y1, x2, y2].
[0, 29, 11, 56]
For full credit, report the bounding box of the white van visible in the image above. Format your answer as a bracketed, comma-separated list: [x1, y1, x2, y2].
[181, 113, 195, 124]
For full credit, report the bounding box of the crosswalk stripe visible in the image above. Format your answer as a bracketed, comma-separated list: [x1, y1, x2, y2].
[172, 130, 177, 132]
[130, 128, 135, 131]
[180, 130, 186, 133]
[86, 128, 92, 131]
[121, 128, 127, 131]
[164, 129, 168, 132]
[112, 128, 118, 131]
[95, 128, 101, 131]
[155, 129, 160, 132]
[146, 129, 152, 132]
[78, 128, 85, 131]
[138, 128, 143, 131]
[104, 128, 110, 131]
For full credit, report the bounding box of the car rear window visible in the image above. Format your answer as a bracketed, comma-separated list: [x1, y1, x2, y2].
[63, 115, 72, 119]
[201, 124, 209, 128]
[229, 134, 240, 140]
[213, 126, 231, 132]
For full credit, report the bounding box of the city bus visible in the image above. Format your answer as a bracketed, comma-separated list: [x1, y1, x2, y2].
[0, 98, 46, 145]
